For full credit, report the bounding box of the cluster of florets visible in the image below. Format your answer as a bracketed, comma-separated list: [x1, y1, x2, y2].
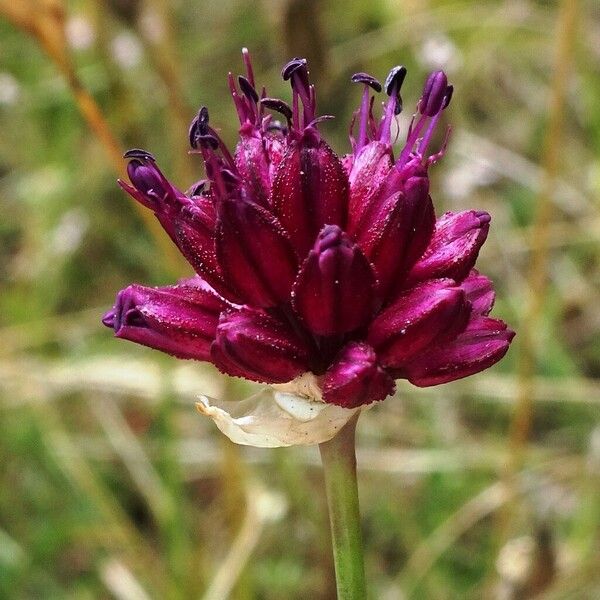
[103, 49, 513, 408]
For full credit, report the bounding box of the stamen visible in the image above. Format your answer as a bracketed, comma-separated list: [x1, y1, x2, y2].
[379, 65, 407, 145]
[267, 120, 287, 134]
[351, 72, 381, 152]
[281, 58, 307, 81]
[260, 97, 293, 123]
[241, 47, 255, 88]
[384, 65, 407, 97]
[206, 125, 237, 171]
[307, 115, 334, 127]
[189, 107, 211, 149]
[238, 75, 259, 104]
[123, 148, 155, 161]
[398, 74, 452, 168]
[356, 86, 370, 151]
[351, 72, 382, 92]
[281, 57, 315, 128]
[416, 78, 452, 157]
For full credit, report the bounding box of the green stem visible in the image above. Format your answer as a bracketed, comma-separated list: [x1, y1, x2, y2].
[319, 414, 367, 600]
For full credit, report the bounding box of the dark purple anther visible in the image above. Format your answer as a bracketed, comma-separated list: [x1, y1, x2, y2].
[187, 180, 207, 197]
[419, 70, 448, 117]
[351, 72, 382, 93]
[238, 75, 259, 103]
[124, 148, 155, 161]
[384, 65, 407, 97]
[260, 98, 293, 122]
[377, 65, 407, 142]
[189, 106, 211, 149]
[281, 58, 307, 81]
[281, 57, 314, 127]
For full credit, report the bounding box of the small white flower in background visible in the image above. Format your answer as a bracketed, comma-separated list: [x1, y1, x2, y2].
[111, 32, 143, 70]
[66, 15, 96, 51]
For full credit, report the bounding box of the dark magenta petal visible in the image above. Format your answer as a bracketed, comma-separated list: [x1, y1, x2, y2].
[352, 175, 434, 300]
[234, 136, 271, 208]
[211, 307, 310, 383]
[102, 278, 229, 361]
[403, 317, 515, 386]
[292, 225, 377, 335]
[119, 156, 235, 297]
[460, 269, 495, 316]
[271, 139, 348, 257]
[347, 141, 393, 232]
[169, 198, 238, 300]
[322, 342, 395, 408]
[407, 210, 490, 284]
[368, 279, 469, 368]
[216, 198, 297, 307]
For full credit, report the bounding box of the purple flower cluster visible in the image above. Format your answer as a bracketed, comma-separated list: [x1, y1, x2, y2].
[103, 50, 514, 409]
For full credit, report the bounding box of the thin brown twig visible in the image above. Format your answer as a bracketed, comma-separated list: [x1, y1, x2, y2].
[0, 0, 186, 275]
[508, 0, 579, 474]
[493, 0, 579, 587]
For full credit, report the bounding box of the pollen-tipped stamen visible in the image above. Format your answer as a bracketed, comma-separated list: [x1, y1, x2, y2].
[397, 71, 452, 168]
[417, 85, 453, 158]
[282, 58, 315, 130]
[261, 97, 293, 128]
[379, 65, 407, 145]
[241, 47, 255, 88]
[351, 72, 381, 153]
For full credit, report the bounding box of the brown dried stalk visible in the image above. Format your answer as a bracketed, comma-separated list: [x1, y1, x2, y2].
[0, 0, 185, 275]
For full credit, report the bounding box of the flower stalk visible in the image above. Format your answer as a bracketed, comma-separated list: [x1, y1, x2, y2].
[319, 414, 367, 600]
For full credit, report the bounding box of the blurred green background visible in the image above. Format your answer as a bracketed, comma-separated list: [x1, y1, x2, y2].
[0, 0, 598, 598]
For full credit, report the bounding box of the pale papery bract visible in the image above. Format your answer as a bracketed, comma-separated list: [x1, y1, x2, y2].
[103, 50, 514, 443]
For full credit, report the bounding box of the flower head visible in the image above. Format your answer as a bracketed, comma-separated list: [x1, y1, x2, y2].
[104, 50, 513, 430]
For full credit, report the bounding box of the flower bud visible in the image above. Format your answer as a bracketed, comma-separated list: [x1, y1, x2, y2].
[403, 317, 515, 386]
[368, 279, 469, 368]
[352, 174, 434, 300]
[211, 307, 310, 383]
[322, 342, 395, 408]
[407, 210, 491, 284]
[216, 198, 297, 307]
[293, 225, 376, 335]
[102, 278, 228, 361]
[271, 140, 348, 257]
[419, 70, 448, 116]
